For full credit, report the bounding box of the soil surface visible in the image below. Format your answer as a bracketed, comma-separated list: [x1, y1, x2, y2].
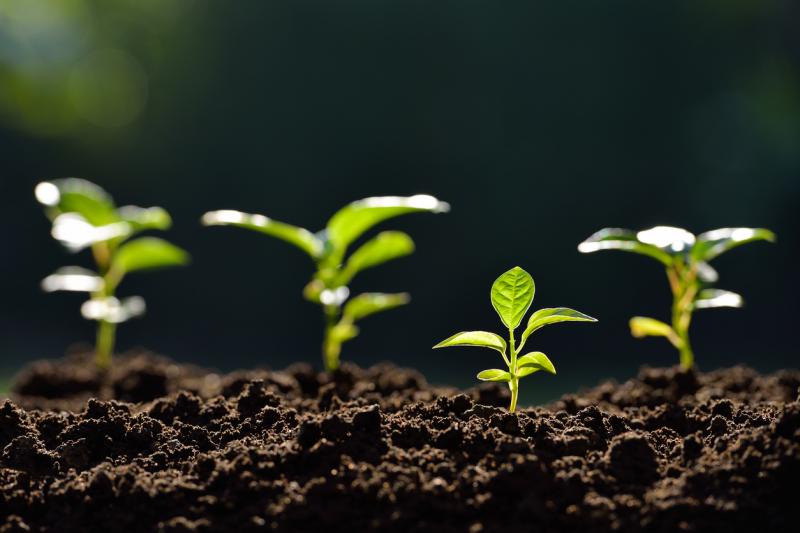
[2, 353, 798, 532]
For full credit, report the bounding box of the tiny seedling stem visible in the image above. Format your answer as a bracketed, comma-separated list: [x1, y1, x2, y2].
[508, 328, 519, 413]
[96, 319, 115, 369]
[668, 264, 697, 370]
[323, 304, 340, 373]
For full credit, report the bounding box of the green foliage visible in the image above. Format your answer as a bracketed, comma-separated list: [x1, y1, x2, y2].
[36, 178, 189, 368]
[434, 266, 596, 412]
[579, 225, 775, 368]
[490, 266, 535, 329]
[202, 195, 449, 372]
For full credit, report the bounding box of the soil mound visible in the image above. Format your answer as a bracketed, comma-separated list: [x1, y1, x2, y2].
[2, 357, 798, 532]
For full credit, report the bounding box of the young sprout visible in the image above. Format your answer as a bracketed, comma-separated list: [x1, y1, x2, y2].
[578, 226, 775, 369]
[35, 179, 190, 368]
[433, 266, 596, 412]
[202, 195, 449, 372]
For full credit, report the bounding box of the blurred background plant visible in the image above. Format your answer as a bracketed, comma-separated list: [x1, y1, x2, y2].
[1, 0, 798, 402]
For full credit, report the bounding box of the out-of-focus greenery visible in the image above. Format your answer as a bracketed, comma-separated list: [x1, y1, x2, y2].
[0, 0, 192, 136]
[1, 1, 798, 390]
[202, 195, 449, 372]
[579, 226, 775, 369]
[35, 178, 190, 367]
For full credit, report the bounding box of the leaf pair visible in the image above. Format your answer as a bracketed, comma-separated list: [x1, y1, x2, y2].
[37, 179, 189, 281]
[434, 267, 596, 412]
[578, 226, 774, 266]
[476, 353, 556, 383]
[203, 195, 448, 289]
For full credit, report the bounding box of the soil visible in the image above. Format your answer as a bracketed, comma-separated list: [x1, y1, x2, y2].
[1, 353, 798, 532]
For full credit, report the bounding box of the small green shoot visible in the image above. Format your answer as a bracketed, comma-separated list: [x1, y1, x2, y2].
[202, 195, 449, 372]
[578, 226, 775, 369]
[433, 266, 596, 412]
[35, 179, 189, 368]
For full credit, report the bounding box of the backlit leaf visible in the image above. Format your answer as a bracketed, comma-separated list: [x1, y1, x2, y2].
[578, 227, 674, 266]
[636, 226, 695, 254]
[118, 205, 172, 232]
[696, 261, 719, 283]
[81, 296, 146, 324]
[520, 307, 596, 346]
[50, 213, 131, 252]
[629, 316, 675, 339]
[692, 227, 776, 262]
[325, 195, 449, 254]
[477, 369, 512, 382]
[329, 323, 359, 343]
[694, 289, 743, 309]
[338, 231, 414, 285]
[111, 237, 189, 277]
[202, 210, 323, 259]
[433, 331, 507, 356]
[490, 266, 534, 330]
[516, 351, 556, 375]
[41, 266, 104, 293]
[35, 178, 119, 226]
[342, 292, 409, 322]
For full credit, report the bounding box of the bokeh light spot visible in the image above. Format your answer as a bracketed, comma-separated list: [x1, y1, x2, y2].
[67, 48, 148, 129]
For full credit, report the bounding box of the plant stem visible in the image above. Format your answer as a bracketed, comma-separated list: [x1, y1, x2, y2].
[669, 264, 697, 370]
[508, 328, 519, 413]
[678, 338, 694, 370]
[92, 241, 117, 368]
[322, 304, 341, 372]
[509, 378, 519, 413]
[96, 319, 115, 369]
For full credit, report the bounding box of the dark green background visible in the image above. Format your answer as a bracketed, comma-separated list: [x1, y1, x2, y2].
[1, 1, 798, 402]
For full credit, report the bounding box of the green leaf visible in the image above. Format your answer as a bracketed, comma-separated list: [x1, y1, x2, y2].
[516, 351, 556, 376]
[578, 227, 674, 266]
[432, 331, 507, 356]
[325, 195, 449, 254]
[490, 266, 535, 330]
[118, 206, 172, 232]
[692, 227, 776, 262]
[35, 179, 119, 226]
[477, 369, 512, 382]
[694, 289, 743, 309]
[202, 210, 323, 258]
[110, 237, 189, 278]
[520, 307, 597, 346]
[696, 261, 719, 283]
[342, 292, 409, 322]
[636, 226, 696, 254]
[329, 322, 359, 343]
[50, 213, 131, 252]
[41, 266, 104, 293]
[338, 231, 414, 285]
[629, 316, 676, 339]
[81, 296, 146, 324]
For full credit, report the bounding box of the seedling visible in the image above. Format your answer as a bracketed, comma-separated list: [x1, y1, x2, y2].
[433, 266, 596, 412]
[35, 179, 189, 368]
[578, 226, 775, 369]
[202, 195, 449, 372]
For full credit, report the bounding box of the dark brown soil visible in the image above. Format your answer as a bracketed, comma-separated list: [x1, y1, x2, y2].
[2, 354, 798, 532]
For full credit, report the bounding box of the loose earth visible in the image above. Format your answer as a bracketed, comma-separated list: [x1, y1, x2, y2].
[1, 353, 798, 532]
